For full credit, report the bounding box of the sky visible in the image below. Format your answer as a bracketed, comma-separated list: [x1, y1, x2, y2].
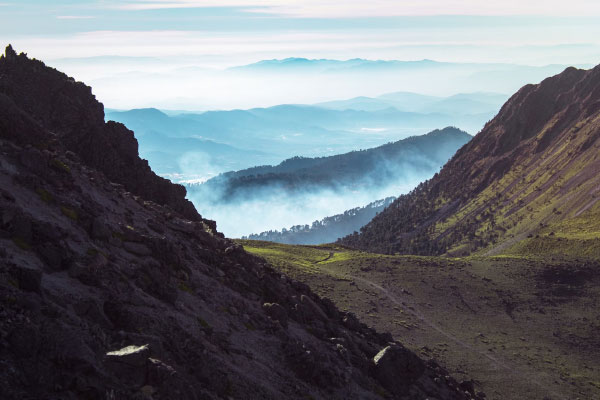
[3, 0, 600, 65]
[2, 1, 600, 109]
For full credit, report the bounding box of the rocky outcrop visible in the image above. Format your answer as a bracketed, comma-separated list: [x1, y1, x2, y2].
[0, 46, 478, 399]
[373, 344, 425, 395]
[0, 45, 199, 221]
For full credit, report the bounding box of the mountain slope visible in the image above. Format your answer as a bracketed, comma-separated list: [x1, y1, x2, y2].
[0, 45, 479, 400]
[341, 64, 600, 256]
[245, 197, 396, 245]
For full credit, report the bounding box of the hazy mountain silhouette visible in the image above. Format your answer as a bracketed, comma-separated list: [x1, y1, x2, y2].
[317, 92, 507, 114]
[193, 127, 471, 204]
[107, 102, 489, 182]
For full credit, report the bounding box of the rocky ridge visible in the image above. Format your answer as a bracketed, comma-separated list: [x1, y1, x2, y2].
[0, 46, 479, 399]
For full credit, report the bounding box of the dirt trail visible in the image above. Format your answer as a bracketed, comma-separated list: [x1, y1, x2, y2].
[314, 251, 334, 264]
[319, 261, 566, 400]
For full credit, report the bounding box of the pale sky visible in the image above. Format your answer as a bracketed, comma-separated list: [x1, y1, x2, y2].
[2, 0, 599, 64]
[114, 0, 600, 17]
[2, 1, 599, 108]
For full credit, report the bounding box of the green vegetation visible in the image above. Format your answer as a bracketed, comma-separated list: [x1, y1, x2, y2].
[240, 240, 336, 274]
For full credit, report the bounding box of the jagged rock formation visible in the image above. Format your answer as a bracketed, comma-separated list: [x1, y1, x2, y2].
[341, 64, 600, 256]
[0, 46, 479, 399]
[0, 44, 199, 221]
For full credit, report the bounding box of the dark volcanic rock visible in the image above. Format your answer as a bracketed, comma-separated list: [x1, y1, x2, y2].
[263, 302, 289, 328]
[0, 45, 477, 400]
[0, 45, 198, 221]
[373, 344, 426, 396]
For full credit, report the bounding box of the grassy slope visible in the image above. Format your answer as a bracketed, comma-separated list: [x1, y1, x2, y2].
[343, 67, 600, 258]
[238, 240, 600, 400]
[460, 113, 600, 257]
[425, 112, 600, 258]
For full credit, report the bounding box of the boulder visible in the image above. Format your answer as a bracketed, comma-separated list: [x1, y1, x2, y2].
[373, 344, 425, 396]
[105, 344, 150, 367]
[342, 312, 362, 331]
[105, 344, 150, 386]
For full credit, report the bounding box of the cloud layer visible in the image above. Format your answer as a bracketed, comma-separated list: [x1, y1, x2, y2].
[117, 0, 600, 17]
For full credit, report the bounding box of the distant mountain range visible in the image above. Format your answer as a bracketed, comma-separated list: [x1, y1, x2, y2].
[245, 197, 396, 245]
[229, 58, 448, 72]
[317, 92, 507, 114]
[106, 93, 496, 182]
[230, 58, 589, 75]
[51, 54, 591, 110]
[341, 64, 600, 258]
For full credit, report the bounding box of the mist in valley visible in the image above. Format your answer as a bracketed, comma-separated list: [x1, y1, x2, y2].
[187, 170, 429, 238]
[185, 128, 471, 238]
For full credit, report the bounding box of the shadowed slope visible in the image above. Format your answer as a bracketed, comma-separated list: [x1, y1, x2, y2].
[0, 45, 200, 221]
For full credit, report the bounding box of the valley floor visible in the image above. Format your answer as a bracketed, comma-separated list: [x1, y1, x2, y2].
[237, 240, 600, 400]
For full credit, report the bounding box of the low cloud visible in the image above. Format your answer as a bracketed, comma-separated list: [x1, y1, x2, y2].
[186, 154, 441, 238]
[189, 181, 419, 238]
